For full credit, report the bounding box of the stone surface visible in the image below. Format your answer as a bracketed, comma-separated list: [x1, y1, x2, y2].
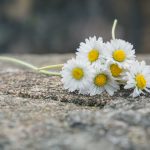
[0, 54, 150, 150]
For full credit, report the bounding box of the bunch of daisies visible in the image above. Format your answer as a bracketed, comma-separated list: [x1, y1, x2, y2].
[61, 21, 150, 97]
[0, 20, 150, 98]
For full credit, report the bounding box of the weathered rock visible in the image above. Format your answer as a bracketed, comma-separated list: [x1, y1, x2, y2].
[0, 54, 150, 150]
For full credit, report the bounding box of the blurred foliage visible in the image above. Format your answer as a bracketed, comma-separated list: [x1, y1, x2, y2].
[0, 0, 149, 53]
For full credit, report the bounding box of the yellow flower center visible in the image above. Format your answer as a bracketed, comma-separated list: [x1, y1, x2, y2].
[135, 74, 146, 89]
[88, 49, 99, 62]
[72, 67, 84, 80]
[94, 74, 107, 87]
[110, 64, 123, 77]
[113, 49, 126, 62]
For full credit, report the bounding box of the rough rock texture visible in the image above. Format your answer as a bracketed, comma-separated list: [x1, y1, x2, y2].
[0, 54, 150, 150]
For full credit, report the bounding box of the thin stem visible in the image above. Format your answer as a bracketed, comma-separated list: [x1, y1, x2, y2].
[112, 19, 118, 40]
[0, 56, 37, 70]
[0, 56, 61, 76]
[39, 70, 61, 76]
[38, 64, 64, 70]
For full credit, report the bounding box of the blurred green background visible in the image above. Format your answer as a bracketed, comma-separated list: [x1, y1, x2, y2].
[0, 0, 149, 54]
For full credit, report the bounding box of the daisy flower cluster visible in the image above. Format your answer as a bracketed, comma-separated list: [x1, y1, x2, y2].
[61, 21, 150, 97]
[0, 20, 150, 98]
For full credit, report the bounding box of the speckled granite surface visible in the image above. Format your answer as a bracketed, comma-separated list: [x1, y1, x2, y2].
[0, 54, 150, 150]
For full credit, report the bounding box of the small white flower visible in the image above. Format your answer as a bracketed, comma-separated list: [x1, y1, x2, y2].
[104, 39, 135, 68]
[124, 61, 150, 97]
[61, 58, 94, 92]
[76, 36, 106, 66]
[106, 61, 127, 83]
[87, 66, 120, 96]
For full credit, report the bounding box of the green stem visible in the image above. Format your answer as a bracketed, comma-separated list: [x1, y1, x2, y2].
[38, 64, 64, 70]
[39, 70, 61, 76]
[0, 56, 61, 76]
[0, 56, 37, 70]
[112, 19, 118, 40]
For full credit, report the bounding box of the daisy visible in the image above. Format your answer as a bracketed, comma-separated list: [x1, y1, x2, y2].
[124, 61, 150, 97]
[61, 58, 94, 92]
[104, 39, 135, 68]
[106, 61, 127, 83]
[87, 66, 120, 96]
[76, 36, 106, 66]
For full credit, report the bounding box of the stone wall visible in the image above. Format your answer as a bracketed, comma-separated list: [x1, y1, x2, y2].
[0, 54, 150, 150]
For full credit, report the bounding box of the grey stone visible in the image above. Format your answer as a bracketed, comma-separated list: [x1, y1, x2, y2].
[0, 54, 150, 150]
